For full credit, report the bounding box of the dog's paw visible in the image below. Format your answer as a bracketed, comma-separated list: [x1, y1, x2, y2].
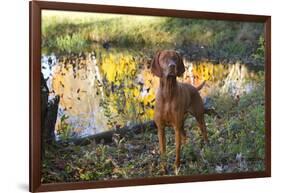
[159, 162, 168, 175]
[174, 165, 181, 175]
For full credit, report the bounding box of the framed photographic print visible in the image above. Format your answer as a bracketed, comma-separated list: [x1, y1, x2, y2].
[30, 0, 271, 192]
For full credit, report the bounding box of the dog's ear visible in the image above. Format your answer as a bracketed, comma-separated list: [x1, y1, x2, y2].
[176, 52, 185, 76]
[151, 51, 162, 77]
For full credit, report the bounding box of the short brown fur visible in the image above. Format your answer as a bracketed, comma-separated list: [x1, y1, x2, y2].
[151, 50, 208, 169]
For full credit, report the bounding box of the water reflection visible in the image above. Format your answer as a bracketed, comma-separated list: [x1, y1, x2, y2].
[42, 53, 107, 138]
[42, 49, 260, 139]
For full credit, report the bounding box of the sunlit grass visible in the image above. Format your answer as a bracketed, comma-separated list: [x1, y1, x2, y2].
[42, 10, 172, 54]
[42, 10, 264, 60]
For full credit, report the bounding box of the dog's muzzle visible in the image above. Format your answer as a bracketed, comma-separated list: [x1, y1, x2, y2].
[167, 63, 176, 76]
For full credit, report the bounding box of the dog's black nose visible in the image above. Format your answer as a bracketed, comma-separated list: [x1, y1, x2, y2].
[168, 63, 176, 68]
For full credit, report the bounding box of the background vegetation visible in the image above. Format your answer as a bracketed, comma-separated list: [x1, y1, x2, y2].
[42, 11, 264, 65]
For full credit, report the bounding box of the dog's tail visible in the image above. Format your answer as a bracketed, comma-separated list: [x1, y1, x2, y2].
[196, 80, 206, 91]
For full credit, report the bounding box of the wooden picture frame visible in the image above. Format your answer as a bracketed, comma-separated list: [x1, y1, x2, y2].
[30, 0, 271, 192]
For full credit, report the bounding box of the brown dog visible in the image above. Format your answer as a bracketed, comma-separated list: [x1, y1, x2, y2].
[151, 50, 208, 169]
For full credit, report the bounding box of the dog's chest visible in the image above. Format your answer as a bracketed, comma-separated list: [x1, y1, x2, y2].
[159, 100, 182, 124]
[162, 102, 173, 120]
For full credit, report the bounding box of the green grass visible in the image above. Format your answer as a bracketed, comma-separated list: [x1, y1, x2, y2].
[42, 10, 264, 65]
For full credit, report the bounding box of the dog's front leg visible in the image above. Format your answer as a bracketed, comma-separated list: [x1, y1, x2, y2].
[157, 124, 166, 155]
[175, 127, 182, 169]
[156, 123, 168, 173]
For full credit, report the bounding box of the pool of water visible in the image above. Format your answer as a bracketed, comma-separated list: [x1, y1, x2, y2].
[42, 48, 260, 139]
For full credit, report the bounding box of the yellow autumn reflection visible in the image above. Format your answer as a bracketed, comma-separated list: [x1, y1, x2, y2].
[51, 52, 158, 136]
[49, 50, 257, 137]
[100, 53, 136, 83]
[98, 52, 156, 128]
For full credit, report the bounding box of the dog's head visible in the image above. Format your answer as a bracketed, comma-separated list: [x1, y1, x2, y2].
[151, 50, 185, 78]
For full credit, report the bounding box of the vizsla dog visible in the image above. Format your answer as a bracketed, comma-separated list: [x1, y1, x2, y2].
[151, 50, 209, 170]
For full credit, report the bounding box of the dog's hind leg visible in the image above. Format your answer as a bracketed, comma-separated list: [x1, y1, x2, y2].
[180, 128, 188, 144]
[195, 114, 209, 143]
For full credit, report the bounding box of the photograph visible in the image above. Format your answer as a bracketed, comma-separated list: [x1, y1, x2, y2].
[40, 9, 266, 184]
